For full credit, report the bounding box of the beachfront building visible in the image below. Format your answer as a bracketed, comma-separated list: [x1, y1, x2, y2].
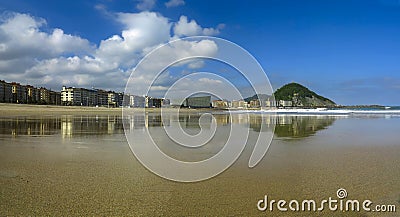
[152, 98, 162, 108]
[231, 100, 248, 109]
[279, 100, 293, 107]
[249, 99, 261, 108]
[37, 87, 60, 105]
[107, 92, 121, 107]
[61, 86, 95, 106]
[62, 86, 124, 107]
[61, 86, 74, 106]
[11, 82, 27, 103]
[83, 88, 95, 106]
[96, 89, 109, 107]
[50, 91, 61, 105]
[117, 93, 125, 107]
[145, 96, 162, 108]
[125, 95, 166, 108]
[39, 87, 50, 104]
[182, 96, 211, 108]
[212, 100, 229, 108]
[26, 85, 39, 104]
[0, 80, 13, 103]
[0, 80, 61, 105]
[129, 95, 145, 108]
[265, 99, 277, 107]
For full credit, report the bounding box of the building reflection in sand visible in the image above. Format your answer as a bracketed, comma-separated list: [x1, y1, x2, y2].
[0, 113, 339, 139]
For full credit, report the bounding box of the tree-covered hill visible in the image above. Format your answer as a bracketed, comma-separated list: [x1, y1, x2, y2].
[244, 82, 336, 107]
[274, 83, 335, 107]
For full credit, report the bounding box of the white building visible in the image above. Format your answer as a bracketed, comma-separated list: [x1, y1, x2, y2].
[279, 100, 293, 107]
[61, 86, 74, 105]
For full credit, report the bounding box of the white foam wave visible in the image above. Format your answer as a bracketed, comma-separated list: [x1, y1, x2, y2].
[227, 108, 400, 116]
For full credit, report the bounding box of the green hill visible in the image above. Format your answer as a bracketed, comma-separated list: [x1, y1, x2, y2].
[274, 83, 335, 107]
[244, 83, 336, 107]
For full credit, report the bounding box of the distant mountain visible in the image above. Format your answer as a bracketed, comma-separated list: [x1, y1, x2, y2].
[244, 94, 272, 103]
[274, 83, 335, 107]
[244, 83, 336, 107]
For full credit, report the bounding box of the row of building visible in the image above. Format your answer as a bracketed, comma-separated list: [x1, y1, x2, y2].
[182, 96, 292, 109]
[61, 86, 171, 108]
[1, 79, 293, 109]
[0, 80, 61, 105]
[0, 80, 171, 108]
[213, 99, 292, 108]
[61, 86, 124, 107]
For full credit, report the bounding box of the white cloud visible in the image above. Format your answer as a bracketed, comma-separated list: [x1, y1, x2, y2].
[24, 55, 127, 89]
[136, 0, 156, 11]
[173, 16, 223, 37]
[0, 11, 222, 92]
[160, 73, 241, 103]
[187, 60, 205, 69]
[165, 0, 185, 8]
[198, 77, 222, 84]
[0, 12, 93, 78]
[96, 12, 171, 68]
[0, 13, 93, 60]
[126, 39, 219, 96]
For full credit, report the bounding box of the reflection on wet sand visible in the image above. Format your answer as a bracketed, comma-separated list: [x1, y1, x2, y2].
[125, 113, 337, 140]
[0, 116, 62, 136]
[0, 116, 124, 137]
[60, 115, 124, 138]
[273, 115, 336, 138]
[0, 113, 399, 216]
[0, 113, 338, 139]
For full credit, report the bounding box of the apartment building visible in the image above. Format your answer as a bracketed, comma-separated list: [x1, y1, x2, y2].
[61, 86, 123, 107]
[212, 100, 228, 108]
[11, 82, 27, 103]
[0, 80, 13, 103]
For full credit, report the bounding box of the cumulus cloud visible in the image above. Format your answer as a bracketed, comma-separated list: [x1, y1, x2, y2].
[0, 11, 222, 92]
[96, 12, 171, 68]
[165, 0, 185, 8]
[136, 0, 156, 11]
[198, 77, 222, 84]
[173, 16, 223, 37]
[155, 73, 240, 104]
[23, 55, 127, 89]
[126, 39, 219, 96]
[0, 12, 93, 79]
[187, 60, 205, 69]
[0, 13, 93, 59]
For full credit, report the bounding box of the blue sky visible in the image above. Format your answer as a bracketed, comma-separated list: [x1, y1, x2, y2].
[0, 0, 399, 105]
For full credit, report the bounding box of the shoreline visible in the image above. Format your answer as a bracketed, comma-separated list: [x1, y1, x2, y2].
[1, 103, 399, 116]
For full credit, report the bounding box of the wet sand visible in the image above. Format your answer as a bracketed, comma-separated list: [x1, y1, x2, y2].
[0, 114, 399, 216]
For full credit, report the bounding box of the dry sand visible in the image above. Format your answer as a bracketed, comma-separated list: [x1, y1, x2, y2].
[0, 103, 219, 116]
[0, 103, 123, 116]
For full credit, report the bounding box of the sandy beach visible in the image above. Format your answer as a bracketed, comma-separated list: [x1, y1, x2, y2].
[0, 103, 220, 116]
[1, 126, 399, 216]
[0, 108, 399, 216]
[0, 103, 123, 116]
